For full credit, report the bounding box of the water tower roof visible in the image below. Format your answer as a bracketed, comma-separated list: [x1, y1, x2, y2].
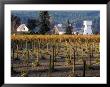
[83, 20, 92, 25]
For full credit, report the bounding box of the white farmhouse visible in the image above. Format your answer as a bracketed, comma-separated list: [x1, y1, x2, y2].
[52, 26, 59, 34]
[57, 24, 65, 34]
[83, 20, 93, 34]
[17, 24, 29, 32]
[51, 24, 65, 35]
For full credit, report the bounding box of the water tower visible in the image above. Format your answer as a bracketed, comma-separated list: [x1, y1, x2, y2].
[83, 20, 92, 34]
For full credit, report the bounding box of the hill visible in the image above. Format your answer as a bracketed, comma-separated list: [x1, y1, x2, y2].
[11, 11, 100, 33]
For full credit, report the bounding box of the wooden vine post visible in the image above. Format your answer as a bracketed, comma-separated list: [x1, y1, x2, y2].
[16, 43, 19, 59]
[47, 43, 49, 52]
[12, 41, 15, 59]
[69, 45, 72, 64]
[89, 43, 93, 66]
[36, 40, 40, 66]
[73, 47, 76, 76]
[91, 43, 94, 65]
[82, 44, 86, 77]
[54, 44, 57, 62]
[25, 41, 29, 76]
[52, 45, 55, 71]
[49, 55, 52, 72]
[83, 59, 86, 77]
[37, 41, 40, 64]
[11, 41, 15, 74]
[65, 41, 69, 65]
[69, 39, 72, 63]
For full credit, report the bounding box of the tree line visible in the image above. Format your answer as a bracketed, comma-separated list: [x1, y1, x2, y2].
[11, 11, 100, 34]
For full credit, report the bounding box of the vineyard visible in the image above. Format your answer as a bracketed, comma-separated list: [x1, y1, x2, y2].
[11, 35, 100, 77]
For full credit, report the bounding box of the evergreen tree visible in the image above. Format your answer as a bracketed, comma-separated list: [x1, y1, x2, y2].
[11, 15, 21, 33]
[27, 19, 37, 32]
[39, 11, 51, 34]
[66, 19, 73, 34]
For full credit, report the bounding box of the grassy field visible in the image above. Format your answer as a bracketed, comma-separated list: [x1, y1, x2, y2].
[11, 35, 100, 77]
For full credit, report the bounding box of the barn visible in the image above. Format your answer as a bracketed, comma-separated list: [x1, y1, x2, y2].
[16, 24, 29, 32]
[52, 25, 65, 35]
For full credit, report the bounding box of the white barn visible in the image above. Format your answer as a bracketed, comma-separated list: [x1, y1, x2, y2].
[83, 21, 93, 34]
[51, 24, 65, 35]
[17, 24, 29, 32]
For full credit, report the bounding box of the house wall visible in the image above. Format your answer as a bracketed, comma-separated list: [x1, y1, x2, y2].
[83, 21, 92, 34]
[59, 32, 65, 35]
